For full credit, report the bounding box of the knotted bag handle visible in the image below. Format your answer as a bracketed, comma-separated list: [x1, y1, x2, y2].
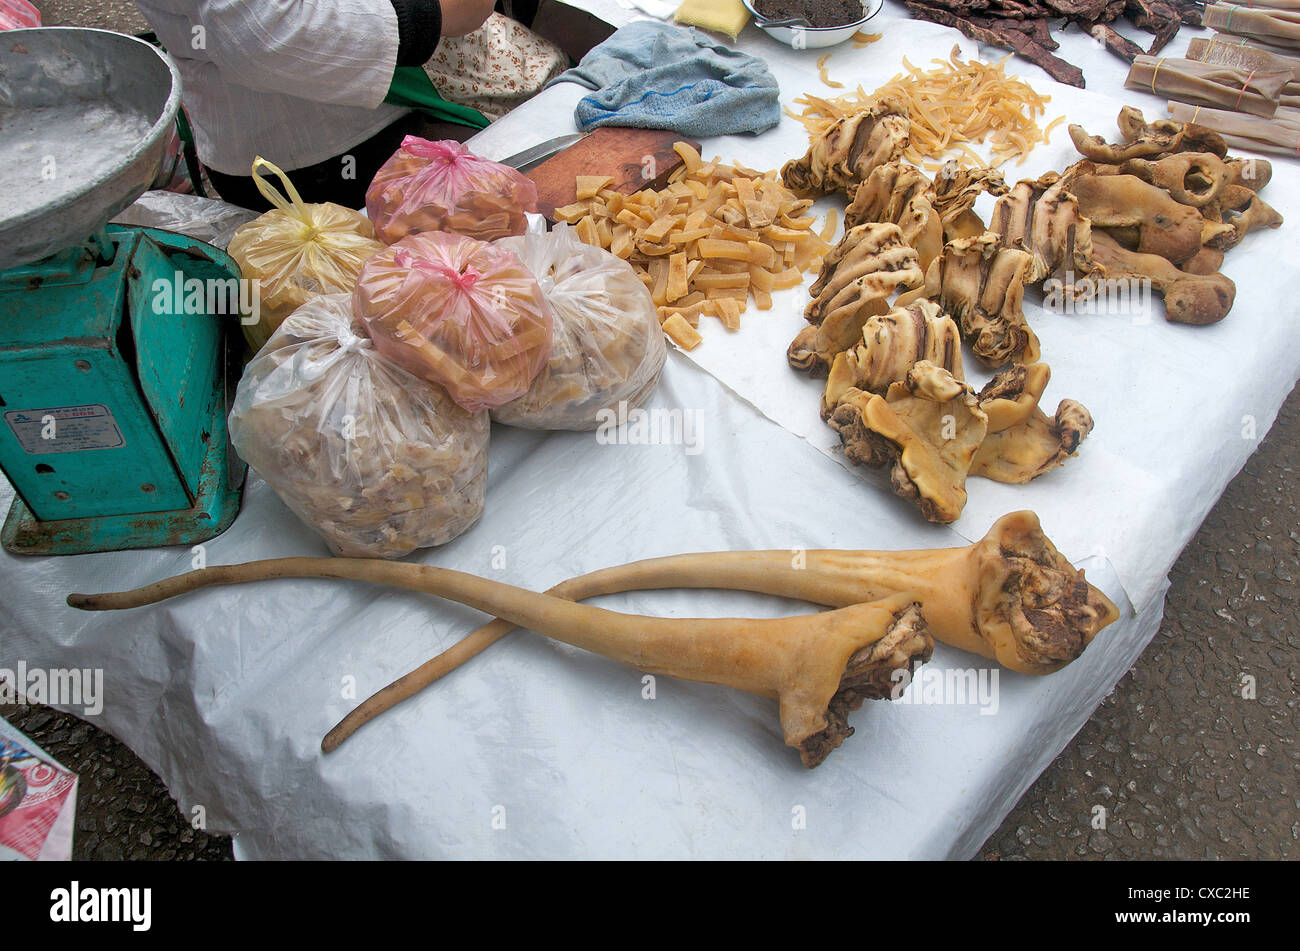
[250, 156, 308, 213]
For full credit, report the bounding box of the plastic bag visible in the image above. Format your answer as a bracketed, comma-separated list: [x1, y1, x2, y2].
[365, 137, 538, 244]
[227, 158, 385, 354]
[111, 190, 260, 250]
[0, 1, 40, 30]
[492, 222, 666, 430]
[229, 293, 489, 559]
[353, 231, 553, 412]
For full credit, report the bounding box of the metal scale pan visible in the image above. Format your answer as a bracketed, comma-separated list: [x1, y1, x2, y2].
[0, 28, 246, 555]
[0, 27, 182, 269]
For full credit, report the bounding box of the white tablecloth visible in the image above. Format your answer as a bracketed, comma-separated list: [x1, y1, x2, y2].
[2, 3, 1296, 859]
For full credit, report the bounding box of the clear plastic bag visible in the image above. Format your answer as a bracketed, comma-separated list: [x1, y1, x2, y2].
[229, 293, 490, 559]
[365, 137, 538, 244]
[226, 158, 386, 354]
[111, 190, 260, 250]
[353, 231, 553, 412]
[492, 222, 667, 430]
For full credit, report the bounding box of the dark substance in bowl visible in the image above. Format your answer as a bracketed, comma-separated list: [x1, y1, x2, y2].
[753, 0, 866, 28]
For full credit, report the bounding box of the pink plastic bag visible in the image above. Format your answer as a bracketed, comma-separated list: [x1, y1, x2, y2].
[0, 0, 40, 30]
[365, 137, 538, 244]
[353, 231, 553, 412]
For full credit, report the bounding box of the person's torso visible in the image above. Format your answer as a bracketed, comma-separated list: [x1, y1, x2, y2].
[133, 0, 409, 175]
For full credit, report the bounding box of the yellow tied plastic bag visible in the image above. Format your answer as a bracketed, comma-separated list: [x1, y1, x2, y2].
[227, 157, 386, 354]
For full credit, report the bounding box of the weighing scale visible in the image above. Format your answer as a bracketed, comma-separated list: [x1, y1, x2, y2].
[0, 28, 245, 555]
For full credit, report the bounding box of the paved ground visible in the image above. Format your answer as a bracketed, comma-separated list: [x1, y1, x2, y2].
[9, 0, 1296, 861]
[980, 385, 1299, 860]
[28, 0, 146, 32]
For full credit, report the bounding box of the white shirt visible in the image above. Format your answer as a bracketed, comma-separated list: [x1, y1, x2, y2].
[133, 0, 411, 175]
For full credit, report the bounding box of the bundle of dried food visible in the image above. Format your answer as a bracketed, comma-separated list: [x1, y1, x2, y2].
[228, 294, 490, 559]
[353, 231, 554, 412]
[491, 223, 666, 431]
[1186, 36, 1300, 107]
[1203, 2, 1300, 51]
[554, 143, 832, 350]
[788, 48, 1062, 169]
[226, 158, 385, 354]
[781, 98, 912, 197]
[1166, 100, 1300, 156]
[789, 222, 924, 375]
[365, 137, 538, 244]
[1125, 55, 1290, 118]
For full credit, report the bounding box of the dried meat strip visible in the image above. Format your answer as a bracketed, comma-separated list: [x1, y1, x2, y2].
[905, 1, 1088, 86]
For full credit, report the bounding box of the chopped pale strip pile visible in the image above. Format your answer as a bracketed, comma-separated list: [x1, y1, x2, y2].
[852, 31, 882, 46]
[789, 45, 1062, 168]
[553, 143, 831, 350]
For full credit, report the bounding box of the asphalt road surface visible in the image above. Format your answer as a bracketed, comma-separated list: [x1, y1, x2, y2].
[6, 0, 1295, 861]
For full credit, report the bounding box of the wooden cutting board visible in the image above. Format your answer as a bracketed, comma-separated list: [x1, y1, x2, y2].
[527, 128, 701, 219]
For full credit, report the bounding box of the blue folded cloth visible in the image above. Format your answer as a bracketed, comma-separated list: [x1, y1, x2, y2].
[550, 21, 781, 138]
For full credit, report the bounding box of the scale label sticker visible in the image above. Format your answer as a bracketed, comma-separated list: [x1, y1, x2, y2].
[4, 404, 126, 455]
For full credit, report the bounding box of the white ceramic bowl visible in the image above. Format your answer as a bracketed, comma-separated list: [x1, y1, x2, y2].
[742, 0, 884, 49]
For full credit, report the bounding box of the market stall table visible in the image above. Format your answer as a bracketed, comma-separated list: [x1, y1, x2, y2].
[2, 7, 1297, 859]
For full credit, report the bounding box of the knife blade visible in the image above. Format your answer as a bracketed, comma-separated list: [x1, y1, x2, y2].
[498, 133, 587, 171]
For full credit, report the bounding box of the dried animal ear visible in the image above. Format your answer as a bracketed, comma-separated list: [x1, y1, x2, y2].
[820, 301, 964, 418]
[829, 362, 988, 523]
[1068, 124, 1156, 164]
[781, 98, 911, 198]
[928, 233, 1039, 368]
[789, 223, 923, 376]
[972, 364, 1093, 484]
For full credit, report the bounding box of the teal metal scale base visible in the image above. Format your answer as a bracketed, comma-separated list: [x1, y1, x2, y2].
[0, 225, 246, 556]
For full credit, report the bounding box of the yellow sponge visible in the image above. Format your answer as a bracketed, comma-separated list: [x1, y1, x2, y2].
[673, 0, 752, 41]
